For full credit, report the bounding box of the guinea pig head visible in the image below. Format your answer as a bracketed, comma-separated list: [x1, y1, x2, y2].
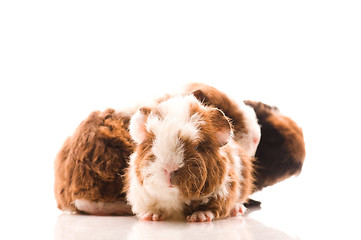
[128, 95, 232, 201]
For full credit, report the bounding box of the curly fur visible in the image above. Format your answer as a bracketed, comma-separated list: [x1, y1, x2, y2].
[54, 109, 134, 215]
[54, 83, 305, 219]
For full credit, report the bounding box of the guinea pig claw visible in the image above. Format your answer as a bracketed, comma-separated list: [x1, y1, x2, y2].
[230, 203, 246, 217]
[187, 211, 214, 222]
[140, 212, 165, 221]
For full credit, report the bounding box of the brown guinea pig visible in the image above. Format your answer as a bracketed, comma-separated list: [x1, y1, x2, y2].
[244, 101, 306, 191]
[184, 83, 261, 157]
[124, 94, 254, 222]
[54, 109, 134, 215]
[183, 83, 305, 207]
[54, 83, 305, 217]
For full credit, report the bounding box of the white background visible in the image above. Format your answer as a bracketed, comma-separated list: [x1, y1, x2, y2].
[1, 1, 360, 239]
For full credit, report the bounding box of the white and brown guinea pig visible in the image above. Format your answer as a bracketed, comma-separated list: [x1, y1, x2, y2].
[184, 83, 305, 203]
[54, 109, 134, 215]
[54, 83, 305, 219]
[124, 94, 255, 222]
[184, 83, 261, 157]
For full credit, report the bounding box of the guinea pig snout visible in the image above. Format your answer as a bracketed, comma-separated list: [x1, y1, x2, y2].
[163, 165, 179, 188]
[169, 170, 179, 186]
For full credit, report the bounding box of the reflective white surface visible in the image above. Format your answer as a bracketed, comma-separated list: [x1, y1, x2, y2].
[54, 213, 298, 240]
[3, 173, 360, 240]
[4, 186, 359, 240]
[50, 184, 360, 240]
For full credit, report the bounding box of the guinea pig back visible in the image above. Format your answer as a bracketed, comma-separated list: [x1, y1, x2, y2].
[244, 101, 306, 191]
[54, 109, 134, 215]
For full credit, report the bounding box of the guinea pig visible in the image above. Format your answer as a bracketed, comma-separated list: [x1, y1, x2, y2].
[183, 83, 305, 206]
[54, 108, 134, 215]
[54, 83, 305, 217]
[244, 101, 306, 191]
[124, 94, 254, 222]
[184, 83, 261, 157]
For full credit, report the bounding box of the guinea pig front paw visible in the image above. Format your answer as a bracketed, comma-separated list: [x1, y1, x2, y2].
[186, 211, 214, 222]
[230, 203, 246, 217]
[139, 212, 165, 221]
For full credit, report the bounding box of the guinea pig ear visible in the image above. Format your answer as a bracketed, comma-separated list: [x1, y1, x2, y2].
[210, 108, 233, 147]
[129, 107, 151, 144]
[192, 89, 209, 104]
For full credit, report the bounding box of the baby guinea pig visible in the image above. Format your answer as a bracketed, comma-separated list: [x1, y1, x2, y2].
[124, 94, 254, 222]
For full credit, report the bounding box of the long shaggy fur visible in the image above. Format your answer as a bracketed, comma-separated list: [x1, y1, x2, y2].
[54, 83, 306, 219]
[184, 84, 306, 203]
[244, 101, 306, 191]
[54, 109, 134, 214]
[124, 95, 254, 221]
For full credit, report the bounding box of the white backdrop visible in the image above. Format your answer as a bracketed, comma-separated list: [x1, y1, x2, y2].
[1, 1, 360, 239]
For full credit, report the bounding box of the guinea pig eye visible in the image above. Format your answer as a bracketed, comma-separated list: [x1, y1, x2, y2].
[189, 140, 202, 153]
[194, 139, 209, 150]
[194, 141, 206, 151]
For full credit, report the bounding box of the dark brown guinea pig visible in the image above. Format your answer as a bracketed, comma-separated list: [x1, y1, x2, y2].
[54, 109, 134, 215]
[124, 94, 255, 222]
[244, 101, 306, 191]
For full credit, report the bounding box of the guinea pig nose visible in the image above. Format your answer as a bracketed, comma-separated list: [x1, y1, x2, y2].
[169, 170, 178, 185]
[164, 164, 179, 173]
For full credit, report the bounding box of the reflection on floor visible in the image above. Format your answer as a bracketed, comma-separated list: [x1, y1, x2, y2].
[55, 210, 298, 240]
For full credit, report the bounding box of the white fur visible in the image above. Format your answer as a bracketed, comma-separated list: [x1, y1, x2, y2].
[127, 152, 184, 219]
[127, 95, 248, 220]
[148, 95, 204, 140]
[129, 110, 148, 144]
[145, 95, 204, 174]
[127, 95, 206, 219]
[229, 141, 243, 183]
[237, 101, 261, 156]
[74, 199, 132, 215]
[211, 141, 243, 202]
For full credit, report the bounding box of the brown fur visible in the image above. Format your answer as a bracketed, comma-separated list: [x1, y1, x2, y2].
[185, 83, 248, 141]
[125, 102, 232, 201]
[244, 101, 306, 191]
[127, 136, 156, 188]
[184, 168, 238, 219]
[54, 109, 134, 212]
[124, 95, 254, 220]
[172, 137, 229, 200]
[239, 149, 255, 202]
[183, 144, 254, 219]
[185, 84, 305, 192]
[54, 84, 305, 218]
